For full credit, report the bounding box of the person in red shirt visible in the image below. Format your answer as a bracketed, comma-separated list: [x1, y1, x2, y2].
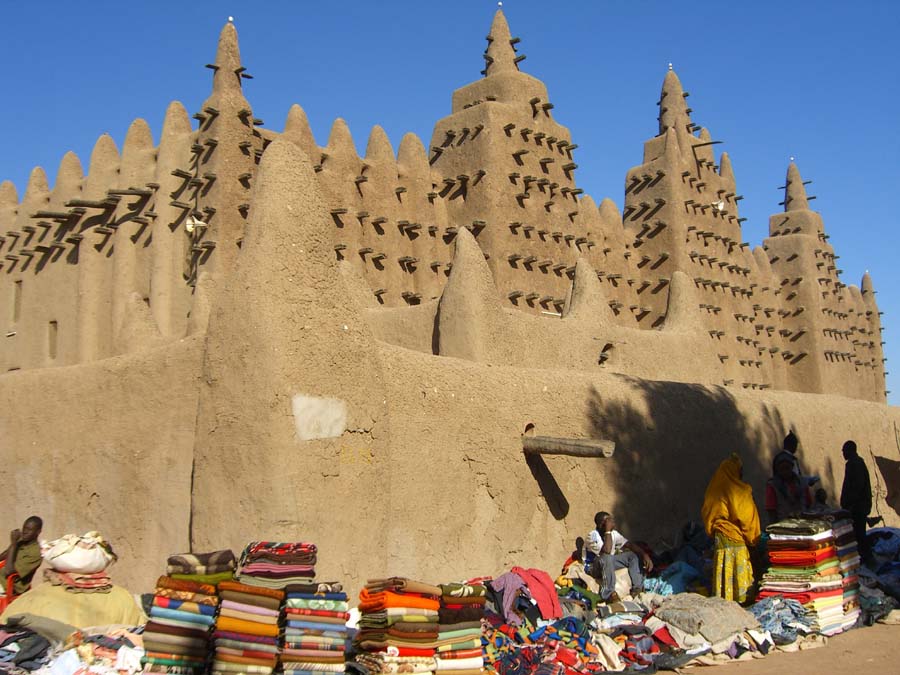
[765, 455, 812, 524]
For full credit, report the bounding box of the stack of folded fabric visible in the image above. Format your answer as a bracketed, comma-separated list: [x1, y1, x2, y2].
[213, 580, 284, 675]
[758, 518, 845, 635]
[831, 514, 861, 630]
[236, 541, 317, 589]
[167, 549, 237, 588]
[355, 578, 442, 672]
[143, 575, 219, 674]
[281, 581, 349, 675]
[434, 581, 486, 674]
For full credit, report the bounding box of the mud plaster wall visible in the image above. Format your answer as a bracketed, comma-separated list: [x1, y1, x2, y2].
[0, 339, 201, 590]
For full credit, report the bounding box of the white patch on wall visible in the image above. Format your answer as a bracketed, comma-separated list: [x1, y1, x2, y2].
[292, 394, 347, 441]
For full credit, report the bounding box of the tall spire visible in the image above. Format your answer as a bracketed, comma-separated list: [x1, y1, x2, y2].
[783, 162, 810, 212]
[211, 21, 244, 94]
[658, 69, 691, 135]
[483, 9, 520, 76]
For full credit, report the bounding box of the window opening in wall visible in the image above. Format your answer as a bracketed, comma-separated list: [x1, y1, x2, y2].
[48, 320, 58, 360]
[13, 280, 22, 322]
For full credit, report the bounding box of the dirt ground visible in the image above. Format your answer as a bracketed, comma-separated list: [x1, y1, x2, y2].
[699, 622, 897, 673]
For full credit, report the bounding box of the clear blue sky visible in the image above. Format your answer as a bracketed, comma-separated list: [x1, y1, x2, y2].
[2, 0, 898, 404]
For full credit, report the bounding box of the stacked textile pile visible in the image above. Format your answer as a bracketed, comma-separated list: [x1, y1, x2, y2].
[832, 514, 861, 629]
[167, 550, 237, 588]
[40, 532, 117, 595]
[236, 541, 317, 589]
[758, 518, 845, 635]
[281, 581, 349, 675]
[213, 580, 283, 675]
[434, 582, 486, 674]
[143, 575, 219, 673]
[355, 578, 442, 673]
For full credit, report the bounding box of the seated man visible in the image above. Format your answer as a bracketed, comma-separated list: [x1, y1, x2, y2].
[585, 511, 653, 602]
[0, 516, 43, 596]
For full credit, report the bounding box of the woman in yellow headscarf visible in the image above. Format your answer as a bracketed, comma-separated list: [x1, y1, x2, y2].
[701, 454, 761, 603]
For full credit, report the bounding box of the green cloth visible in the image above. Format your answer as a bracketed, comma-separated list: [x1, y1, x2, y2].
[170, 570, 234, 585]
[285, 598, 348, 611]
[1, 540, 42, 595]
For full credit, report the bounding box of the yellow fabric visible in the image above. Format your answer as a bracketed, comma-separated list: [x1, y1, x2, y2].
[712, 532, 754, 603]
[0, 583, 146, 628]
[702, 454, 761, 546]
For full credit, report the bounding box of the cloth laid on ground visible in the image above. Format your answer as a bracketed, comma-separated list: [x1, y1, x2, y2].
[0, 584, 145, 628]
[748, 595, 814, 644]
[654, 593, 758, 644]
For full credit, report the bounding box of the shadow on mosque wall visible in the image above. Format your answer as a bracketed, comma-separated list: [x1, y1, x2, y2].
[873, 455, 900, 518]
[582, 378, 786, 543]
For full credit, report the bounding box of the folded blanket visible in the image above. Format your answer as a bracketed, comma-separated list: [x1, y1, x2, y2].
[149, 606, 216, 626]
[281, 649, 345, 661]
[212, 663, 274, 674]
[284, 627, 347, 639]
[280, 664, 344, 673]
[284, 582, 343, 594]
[142, 632, 207, 648]
[142, 639, 207, 657]
[216, 652, 278, 667]
[434, 649, 483, 660]
[219, 607, 280, 625]
[145, 620, 209, 639]
[213, 630, 278, 646]
[216, 616, 280, 638]
[167, 562, 235, 576]
[286, 598, 349, 612]
[170, 570, 235, 585]
[217, 646, 281, 662]
[215, 638, 280, 654]
[434, 656, 484, 671]
[238, 575, 315, 589]
[359, 589, 441, 612]
[156, 575, 217, 596]
[144, 650, 205, 665]
[286, 592, 349, 602]
[219, 580, 285, 601]
[167, 549, 236, 574]
[285, 607, 349, 620]
[285, 642, 345, 651]
[439, 596, 486, 607]
[144, 615, 213, 632]
[220, 588, 283, 611]
[44, 568, 112, 592]
[284, 613, 347, 625]
[439, 584, 486, 598]
[154, 587, 219, 605]
[287, 619, 351, 632]
[366, 578, 443, 597]
[153, 596, 218, 616]
[221, 598, 280, 617]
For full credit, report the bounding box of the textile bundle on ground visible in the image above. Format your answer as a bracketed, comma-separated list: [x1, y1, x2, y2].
[40, 532, 117, 594]
[142, 549, 231, 674]
[757, 517, 851, 635]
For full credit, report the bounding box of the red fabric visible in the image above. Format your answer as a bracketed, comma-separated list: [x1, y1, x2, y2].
[375, 647, 436, 657]
[510, 566, 562, 620]
[757, 589, 842, 604]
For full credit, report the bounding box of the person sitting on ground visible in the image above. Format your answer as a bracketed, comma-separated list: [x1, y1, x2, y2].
[765, 453, 812, 524]
[809, 487, 832, 512]
[0, 516, 43, 596]
[702, 454, 761, 603]
[585, 511, 653, 602]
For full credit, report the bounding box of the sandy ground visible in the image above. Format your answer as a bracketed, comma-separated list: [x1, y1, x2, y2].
[697, 622, 897, 673]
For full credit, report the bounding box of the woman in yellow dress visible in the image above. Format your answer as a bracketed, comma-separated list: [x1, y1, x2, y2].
[701, 453, 761, 603]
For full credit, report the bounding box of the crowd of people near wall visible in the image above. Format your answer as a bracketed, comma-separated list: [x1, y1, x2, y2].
[0, 435, 896, 674]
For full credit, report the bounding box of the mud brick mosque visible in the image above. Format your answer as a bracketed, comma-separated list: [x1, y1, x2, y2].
[1, 11, 896, 591]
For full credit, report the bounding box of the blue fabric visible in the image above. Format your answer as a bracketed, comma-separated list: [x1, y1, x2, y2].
[149, 606, 216, 626]
[285, 592, 348, 601]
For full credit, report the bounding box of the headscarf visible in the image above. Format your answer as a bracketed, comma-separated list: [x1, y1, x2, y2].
[701, 454, 761, 545]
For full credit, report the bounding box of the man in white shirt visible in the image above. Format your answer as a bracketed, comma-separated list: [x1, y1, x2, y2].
[585, 511, 653, 602]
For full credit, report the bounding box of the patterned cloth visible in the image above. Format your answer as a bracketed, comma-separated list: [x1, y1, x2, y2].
[712, 532, 754, 603]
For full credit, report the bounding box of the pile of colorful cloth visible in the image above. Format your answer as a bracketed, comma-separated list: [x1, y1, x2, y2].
[758, 517, 845, 635]
[236, 541, 317, 589]
[355, 578, 442, 672]
[281, 581, 348, 675]
[167, 549, 236, 587]
[143, 575, 219, 673]
[434, 582, 486, 673]
[213, 580, 283, 675]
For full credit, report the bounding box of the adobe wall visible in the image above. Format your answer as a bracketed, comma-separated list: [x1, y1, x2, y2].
[0, 338, 202, 591]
